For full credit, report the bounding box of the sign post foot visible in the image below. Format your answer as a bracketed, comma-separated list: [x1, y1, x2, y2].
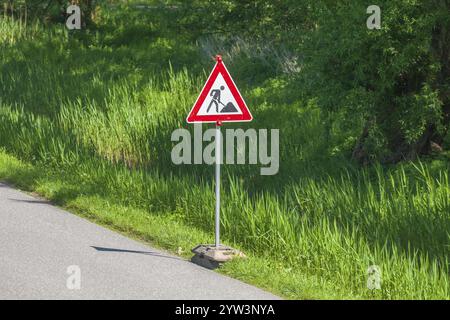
[191, 244, 245, 270]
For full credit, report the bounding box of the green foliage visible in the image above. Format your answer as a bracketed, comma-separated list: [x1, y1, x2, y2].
[1, 0, 99, 24]
[300, 0, 450, 160]
[0, 1, 449, 299]
[174, 0, 450, 160]
[399, 85, 444, 143]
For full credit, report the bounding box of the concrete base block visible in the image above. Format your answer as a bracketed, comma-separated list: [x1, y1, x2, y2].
[191, 245, 245, 270]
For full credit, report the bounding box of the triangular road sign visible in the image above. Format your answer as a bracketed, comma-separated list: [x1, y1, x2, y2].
[187, 56, 253, 123]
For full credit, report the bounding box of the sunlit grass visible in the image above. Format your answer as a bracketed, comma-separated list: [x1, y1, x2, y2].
[0, 12, 448, 299]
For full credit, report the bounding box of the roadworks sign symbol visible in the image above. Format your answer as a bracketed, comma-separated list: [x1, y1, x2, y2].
[187, 56, 253, 123]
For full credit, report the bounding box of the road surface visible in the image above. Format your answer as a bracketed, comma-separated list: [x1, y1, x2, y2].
[0, 182, 279, 300]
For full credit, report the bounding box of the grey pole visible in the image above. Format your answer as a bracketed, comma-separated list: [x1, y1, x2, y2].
[215, 122, 221, 248]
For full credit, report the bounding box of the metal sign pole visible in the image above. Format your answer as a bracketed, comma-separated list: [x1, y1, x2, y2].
[215, 121, 222, 248]
[189, 55, 249, 268]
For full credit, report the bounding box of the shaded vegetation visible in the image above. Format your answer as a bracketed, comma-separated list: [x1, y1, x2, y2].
[0, 1, 449, 299]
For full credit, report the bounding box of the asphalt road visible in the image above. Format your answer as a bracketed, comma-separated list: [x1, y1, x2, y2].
[0, 183, 279, 300]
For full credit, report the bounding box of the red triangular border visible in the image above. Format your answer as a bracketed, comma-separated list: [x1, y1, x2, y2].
[187, 58, 253, 123]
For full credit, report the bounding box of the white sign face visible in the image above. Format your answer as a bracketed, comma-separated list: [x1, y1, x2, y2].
[196, 73, 243, 116]
[187, 56, 252, 123]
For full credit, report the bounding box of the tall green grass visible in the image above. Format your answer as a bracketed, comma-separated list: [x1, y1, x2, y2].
[0, 9, 448, 299]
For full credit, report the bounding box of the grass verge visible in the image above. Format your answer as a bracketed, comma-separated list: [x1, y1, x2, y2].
[0, 150, 352, 300]
[1, 6, 448, 299]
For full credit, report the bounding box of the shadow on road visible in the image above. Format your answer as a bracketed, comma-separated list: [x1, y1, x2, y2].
[91, 246, 183, 261]
[8, 198, 50, 204]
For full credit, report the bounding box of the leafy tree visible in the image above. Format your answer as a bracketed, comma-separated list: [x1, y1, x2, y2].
[4, 0, 449, 163]
[165, 0, 309, 42]
[302, 0, 450, 163]
[2, 0, 97, 25]
[172, 0, 449, 163]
